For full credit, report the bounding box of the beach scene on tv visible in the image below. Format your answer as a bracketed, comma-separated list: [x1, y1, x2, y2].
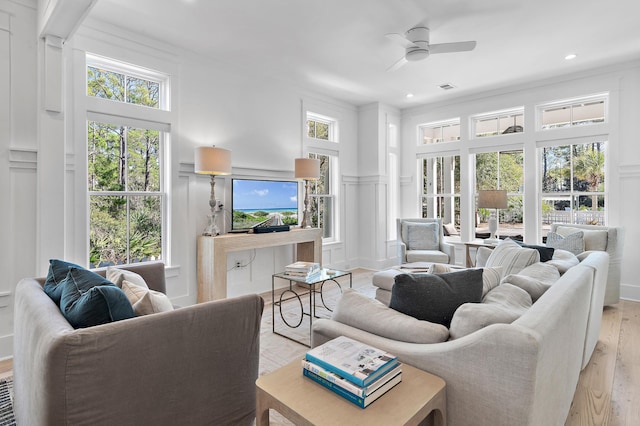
[232, 179, 299, 230]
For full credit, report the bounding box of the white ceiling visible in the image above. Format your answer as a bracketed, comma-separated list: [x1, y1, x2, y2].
[87, 0, 640, 109]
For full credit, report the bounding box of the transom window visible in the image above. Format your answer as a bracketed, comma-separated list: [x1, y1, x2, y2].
[419, 120, 460, 144]
[307, 113, 337, 142]
[472, 109, 524, 138]
[538, 95, 606, 130]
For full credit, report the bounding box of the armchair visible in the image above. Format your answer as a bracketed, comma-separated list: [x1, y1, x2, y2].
[13, 262, 264, 426]
[397, 218, 455, 265]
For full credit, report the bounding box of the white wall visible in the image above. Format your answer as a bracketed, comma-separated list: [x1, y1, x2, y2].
[399, 61, 640, 300]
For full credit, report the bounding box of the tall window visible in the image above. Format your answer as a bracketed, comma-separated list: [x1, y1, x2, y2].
[86, 54, 169, 267]
[472, 109, 524, 138]
[305, 111, 338, 240]
[541, 142, 606, 228]
[475, 150, 524, 238]
[308, 153, 334, 239]
[422, 155, 460, 229]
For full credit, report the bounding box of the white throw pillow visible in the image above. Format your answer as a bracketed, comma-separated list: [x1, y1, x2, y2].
[450, 284, 532, 339]
[556, 226, 608, 251]
[332, 289, 449, 344]
[106, 267, 149, 289]
[121, 280, 173, 316]
[485, 239, 540, 276]
[402, 222, 439, 251]
[546, 249, 580, 274]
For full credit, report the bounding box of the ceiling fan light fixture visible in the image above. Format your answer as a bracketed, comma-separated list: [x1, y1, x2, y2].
[406, 48, 429, 61]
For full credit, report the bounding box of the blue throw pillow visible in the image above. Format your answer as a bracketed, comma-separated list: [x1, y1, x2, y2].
[390, 269, 484, 328]
[44, 259, 85, 305]
[60, 267, 134, 328]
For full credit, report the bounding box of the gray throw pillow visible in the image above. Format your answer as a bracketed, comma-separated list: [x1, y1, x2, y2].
[389, 269, 483, 327]
[402, 222, 439, 250]
[547, 249, 580, 274]
[546, 231, 585, 255]
[332, 289, 449, 343]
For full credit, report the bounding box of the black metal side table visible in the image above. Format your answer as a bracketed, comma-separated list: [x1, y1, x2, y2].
[271, 269, 352, 347]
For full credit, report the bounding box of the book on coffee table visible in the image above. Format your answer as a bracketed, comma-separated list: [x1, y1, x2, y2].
[302, 358, 402, 398]
[302, 367, 402, 408]
[304, 336, 398, 387]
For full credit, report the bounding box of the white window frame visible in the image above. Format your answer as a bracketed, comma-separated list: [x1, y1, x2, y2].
[471, 107, 524, 138]
[418, 118, 461, 145]
[536, 93, 608, 131]
[304, 111, 339, 242]
[85, 53, 171, 267]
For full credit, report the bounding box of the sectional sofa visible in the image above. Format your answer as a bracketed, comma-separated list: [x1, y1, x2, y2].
[312, 245, 609, 426]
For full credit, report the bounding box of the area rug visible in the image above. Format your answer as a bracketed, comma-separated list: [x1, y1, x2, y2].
[0, 378, 16, 426]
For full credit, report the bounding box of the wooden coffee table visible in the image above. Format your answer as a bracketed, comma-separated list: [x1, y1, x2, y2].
[256, 360, 446, 426]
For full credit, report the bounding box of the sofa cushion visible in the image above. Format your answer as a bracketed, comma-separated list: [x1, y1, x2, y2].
[390, 269, 483, 327]
[402, 221, 439, 250]
[449, 283, 532, 339]
[546, 249, 580, 274]
[485, 239, 540, 276]
[556, 226, 608, 251]
[514, 241, 555, 262]
[107, 266, 149, 289]
[333, 289, 449, 343]
[44, 259, 85, 305]
[546, 231, 584, 255]
[122, 280, 173, 316]
[475, 246, 493, 268]
[60, 267, 135, 328]
[406, 250, 449, 263]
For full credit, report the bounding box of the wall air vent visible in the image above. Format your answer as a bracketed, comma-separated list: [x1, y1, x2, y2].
[438, 83, 456, 90]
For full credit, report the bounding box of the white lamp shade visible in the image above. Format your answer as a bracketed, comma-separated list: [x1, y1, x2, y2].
[194, 146, 232, 175]
[478, 190, 508, 209]
[294, 158, 320, 180]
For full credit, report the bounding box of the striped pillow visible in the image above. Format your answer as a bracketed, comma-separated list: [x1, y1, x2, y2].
[485, 239, 540, 276]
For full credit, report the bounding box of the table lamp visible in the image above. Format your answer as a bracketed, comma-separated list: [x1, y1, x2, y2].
[195, 146, 232, 236]
[478, 189, 508, 244]
[295, 158, 320, 228]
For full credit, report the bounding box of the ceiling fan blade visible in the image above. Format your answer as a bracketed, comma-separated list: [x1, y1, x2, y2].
[429, 41, 477, 54]
[386, 56, 408, 72]
[385, 33, 419, 49]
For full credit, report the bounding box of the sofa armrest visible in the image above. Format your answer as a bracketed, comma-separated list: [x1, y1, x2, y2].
[14, 281, 264, 426]
[397, 240, 407, 262]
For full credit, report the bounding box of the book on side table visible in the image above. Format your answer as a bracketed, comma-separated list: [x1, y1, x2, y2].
[302, 336, 402, 408]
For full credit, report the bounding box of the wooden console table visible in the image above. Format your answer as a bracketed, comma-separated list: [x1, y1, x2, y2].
[197, 228, 322, 302]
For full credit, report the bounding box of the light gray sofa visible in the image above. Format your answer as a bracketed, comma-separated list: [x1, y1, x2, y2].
[13, 262, 264, 426]
[312, 251, 609, 426]
[550, 223, 624, 305]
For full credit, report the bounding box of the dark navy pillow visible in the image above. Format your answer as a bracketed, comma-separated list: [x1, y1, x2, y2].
[60, 267, 134, 329]
[514, 240, 555, 262]
[390, 269, 483, 328]
[44, 259, 85, 305]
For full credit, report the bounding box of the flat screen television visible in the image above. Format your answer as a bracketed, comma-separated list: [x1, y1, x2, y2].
[231, 178, 299, 231]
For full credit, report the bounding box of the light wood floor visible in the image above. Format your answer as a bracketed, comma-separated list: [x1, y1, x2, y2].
[2, 268, 638, 426]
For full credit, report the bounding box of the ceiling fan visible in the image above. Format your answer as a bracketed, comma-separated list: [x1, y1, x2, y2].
[386, 26, 476, 71]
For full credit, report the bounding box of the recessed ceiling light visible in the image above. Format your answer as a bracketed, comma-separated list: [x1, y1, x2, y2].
[406, 93, 414, 98]
[565, 53, 577, 60]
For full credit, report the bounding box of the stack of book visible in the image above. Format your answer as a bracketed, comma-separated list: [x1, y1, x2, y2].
[302, 336, 402, 408]
[284, 261, 321, 279]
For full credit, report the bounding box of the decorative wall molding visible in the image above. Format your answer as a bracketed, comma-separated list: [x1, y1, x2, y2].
[400, 175, 413, 186]
[619, 164, 640, 179]
[342, 174, 387, 185]
[9, 147, 37, 169]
